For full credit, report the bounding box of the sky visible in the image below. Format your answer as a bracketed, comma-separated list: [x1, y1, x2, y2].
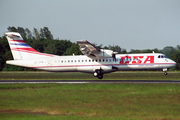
[0, 0, 180, 51]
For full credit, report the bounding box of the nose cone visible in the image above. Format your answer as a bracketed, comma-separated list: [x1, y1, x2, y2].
[169, 59, 176, 67]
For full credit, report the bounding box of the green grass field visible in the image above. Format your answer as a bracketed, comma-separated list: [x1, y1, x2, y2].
[0, 71, 180, 80]
[0, 83, 180, 120]
[0, 72, 180, 119]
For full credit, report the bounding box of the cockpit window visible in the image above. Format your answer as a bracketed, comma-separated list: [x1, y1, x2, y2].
[158, 55, 168, 58]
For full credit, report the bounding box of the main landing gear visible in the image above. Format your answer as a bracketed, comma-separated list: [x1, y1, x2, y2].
[93, 70, 103, 79]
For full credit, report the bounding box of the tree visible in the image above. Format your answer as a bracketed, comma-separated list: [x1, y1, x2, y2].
[151, 48, 159, 53]
[121, 49, 127, 54]
[108, 45, 122, 53]
[7, 26, 17, 32]
[0, 42, 5, 71]
[40, 28, 45, 39]
[33, 28, 40, 39]
[25, 28, 33, 39]
[17, 27, 27, 39]
[129, 49, 141, 53]
[63, 43, 82, 55]
[172, 51, 180, 70]
[55, 40, 72, 55]
[176, 45, 180, 51]
[44, 43, 57, 54]
[43, 27, 53, 39]
[162, 46, 176, 58]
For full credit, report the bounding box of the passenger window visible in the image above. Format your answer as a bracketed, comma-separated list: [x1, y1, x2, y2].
[78, 60, 80, 62]
[158, 55, 160, 58]
[71, 60, 73, 62]
[82, 60, 84, 62]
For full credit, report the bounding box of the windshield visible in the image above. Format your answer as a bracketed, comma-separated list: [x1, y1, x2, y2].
[158, 55, 168, 58]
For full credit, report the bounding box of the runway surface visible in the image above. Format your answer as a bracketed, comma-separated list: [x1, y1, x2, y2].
[0, 80, 180, 84]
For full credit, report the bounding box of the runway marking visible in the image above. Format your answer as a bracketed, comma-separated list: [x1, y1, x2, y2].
[0, 82, 89, 84]
[0, 80, 180, 84]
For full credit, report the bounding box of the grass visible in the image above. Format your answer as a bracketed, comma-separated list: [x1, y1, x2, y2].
[0, 83, 180, 119]
[0, 71, 180, 119]
[0, 71, 180, 80]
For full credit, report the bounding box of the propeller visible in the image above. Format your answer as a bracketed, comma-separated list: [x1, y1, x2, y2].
[112, 44, 117, 62]
[112, 53, 116, 61]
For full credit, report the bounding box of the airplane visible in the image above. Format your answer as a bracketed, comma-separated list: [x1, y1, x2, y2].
[4, 32, 176, 79]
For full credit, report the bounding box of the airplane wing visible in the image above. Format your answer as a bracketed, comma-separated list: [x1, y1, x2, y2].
[77, 40, 101, 57]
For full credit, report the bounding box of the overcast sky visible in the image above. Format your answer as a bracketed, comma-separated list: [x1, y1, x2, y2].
[1, 0, 180, 51]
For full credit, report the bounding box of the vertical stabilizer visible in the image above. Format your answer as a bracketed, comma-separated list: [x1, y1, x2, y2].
[5, 32, 54, 60]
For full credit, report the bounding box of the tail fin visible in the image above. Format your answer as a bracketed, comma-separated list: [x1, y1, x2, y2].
[5, 32, 54, 60]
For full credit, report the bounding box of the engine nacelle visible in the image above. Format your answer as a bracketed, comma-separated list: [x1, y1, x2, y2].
[77, 65, 118, 73]
[94, 49, 117, 58]
[94, 65, 118, 73]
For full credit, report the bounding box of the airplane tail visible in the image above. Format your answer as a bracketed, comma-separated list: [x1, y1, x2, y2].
[5, 32, 54, 60]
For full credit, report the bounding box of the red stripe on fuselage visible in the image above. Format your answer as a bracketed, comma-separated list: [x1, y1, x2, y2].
[31, 63, 176, 68]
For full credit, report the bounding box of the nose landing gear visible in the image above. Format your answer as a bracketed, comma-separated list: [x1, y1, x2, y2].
[163, 68, 168, 75]
[164, 71, 168, 75]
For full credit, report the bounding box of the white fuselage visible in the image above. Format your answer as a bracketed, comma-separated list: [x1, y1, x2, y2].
[4, 32, 176, 79]
[6, 53, 176, 74]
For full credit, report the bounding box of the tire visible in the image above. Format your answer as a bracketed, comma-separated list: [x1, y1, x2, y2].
[97, 74, 103, 79]
[164, 72, 168, 75]
[93, 72, 98, 77]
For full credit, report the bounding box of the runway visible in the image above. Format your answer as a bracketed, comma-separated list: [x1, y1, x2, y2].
[0, 80, 180, 84]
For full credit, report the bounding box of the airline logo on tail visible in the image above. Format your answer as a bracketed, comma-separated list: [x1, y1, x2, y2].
[5, 32, 54, 60]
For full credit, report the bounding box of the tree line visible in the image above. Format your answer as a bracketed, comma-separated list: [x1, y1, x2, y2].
[0, 26, 179, 71]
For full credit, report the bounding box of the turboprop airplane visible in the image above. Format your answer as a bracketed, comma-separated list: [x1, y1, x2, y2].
[4, 32, 176, 79]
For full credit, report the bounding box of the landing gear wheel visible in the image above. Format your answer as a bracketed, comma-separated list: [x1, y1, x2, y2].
[93, 72, 98, 77]
[164, 72, 168, 75]
[97, 74, 103, 79]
